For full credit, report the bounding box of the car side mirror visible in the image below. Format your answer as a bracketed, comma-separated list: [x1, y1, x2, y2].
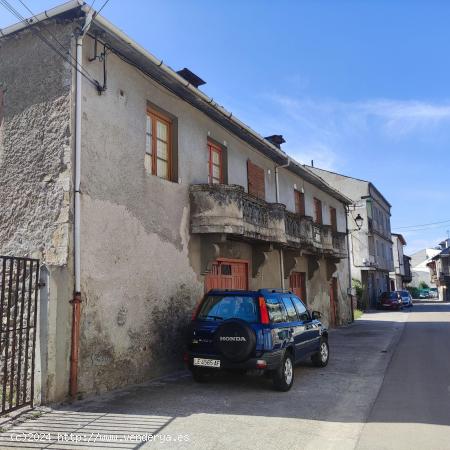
[312, 311, 321, 320]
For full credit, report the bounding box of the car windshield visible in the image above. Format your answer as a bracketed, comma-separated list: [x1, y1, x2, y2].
[401, 291, 409, 297]
[197, 295, 258, 322]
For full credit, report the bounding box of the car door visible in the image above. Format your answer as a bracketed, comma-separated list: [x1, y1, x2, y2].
[291, 295, 321, 354]
[265, 296, 291, 352]
[280, 296, 304, 362]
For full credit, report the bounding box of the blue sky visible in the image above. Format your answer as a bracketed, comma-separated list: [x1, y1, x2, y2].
[2, 0, 450, 253]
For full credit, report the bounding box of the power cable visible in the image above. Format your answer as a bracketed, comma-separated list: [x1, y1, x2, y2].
[94, 0, 110, 16]
[12, 0, 96, 82]
[0, 0, 99, 88]
[393, 219, 450, 231]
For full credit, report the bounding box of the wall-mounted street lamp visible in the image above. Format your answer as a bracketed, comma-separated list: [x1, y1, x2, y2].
[354, 214, 364, 230]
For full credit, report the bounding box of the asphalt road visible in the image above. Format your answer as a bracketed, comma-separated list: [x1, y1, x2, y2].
[0, 303, 449, 450]
[357, 302, 450, 450]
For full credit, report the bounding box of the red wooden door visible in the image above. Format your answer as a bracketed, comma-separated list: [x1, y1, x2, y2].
[289, 271, 307, 303]
[329, 277, 338, 327]
[204, 259, 249, 292]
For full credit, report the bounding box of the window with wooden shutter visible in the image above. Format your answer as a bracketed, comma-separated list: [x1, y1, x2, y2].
[145, 108, 172, 180]
[294, 190, 305, 215]
[330, 206, 337, 233]
[314, 198, 323, 225]
[247, 160, 265, 200]
[208, 141, 222, 184]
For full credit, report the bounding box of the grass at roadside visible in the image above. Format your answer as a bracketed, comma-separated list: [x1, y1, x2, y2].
[353, 309, 364, 320]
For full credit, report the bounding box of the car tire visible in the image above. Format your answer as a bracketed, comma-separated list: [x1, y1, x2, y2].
[192, 368, 210, 383]
[312, 339, 329, 367]
[272, 352, 294, 392]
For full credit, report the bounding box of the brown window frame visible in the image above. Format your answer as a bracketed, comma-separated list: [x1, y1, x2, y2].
[294, 190, 305, 216]
[208, 141, 223, 184]
[314, 197, 323, 225]
[145, 108, 172, 181]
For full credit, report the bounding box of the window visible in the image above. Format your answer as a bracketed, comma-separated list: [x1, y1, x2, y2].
[197, 295, 258, 322]
[145, 109, 172, 180]
[330, 206, 337, 233]
[265, 297, 287, 323]
[294, 190, 305, 215]
[291, 296, 310, 322]
[314, 198, 323, 224]
[208, 141, 223, 184]
[281, 297, 298, 322]
[247, 160, 265, 200]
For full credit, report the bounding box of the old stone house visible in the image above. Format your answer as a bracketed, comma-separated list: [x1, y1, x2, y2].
[0, 0, 352, 403]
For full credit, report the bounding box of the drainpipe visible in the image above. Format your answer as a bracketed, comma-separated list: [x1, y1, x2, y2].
[275, 159, 290, 289]
[70, 14, 93, 399]
[345, 211, 354, 322]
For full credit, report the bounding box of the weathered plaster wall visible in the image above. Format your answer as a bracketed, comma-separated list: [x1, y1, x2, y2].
[77, 34, 352, 394]
[0, 21, 77, 402]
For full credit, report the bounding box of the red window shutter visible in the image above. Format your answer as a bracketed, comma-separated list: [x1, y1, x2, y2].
[314, 198, 322, 224]
[295, 190, 305, 215]
[247, 160, 265, 200]
[330, 207, 337, 233]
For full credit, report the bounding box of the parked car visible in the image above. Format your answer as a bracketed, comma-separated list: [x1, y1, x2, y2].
[398, 290, 413, 308]
[419, 289, 430, 299]
[429, 288, 438, 298]
[379, 291, 403, 310]
[185, 289, 329, 391]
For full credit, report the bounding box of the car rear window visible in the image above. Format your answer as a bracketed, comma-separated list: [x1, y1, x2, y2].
[381, 292, 398, 299]
[265, 297, 288, 323]
[197, 295, 258, 322]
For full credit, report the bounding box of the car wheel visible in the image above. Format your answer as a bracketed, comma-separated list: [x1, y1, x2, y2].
[192, 368, 210, 383]
[312, 339, 329, 367]
[272, 352, 294, 391]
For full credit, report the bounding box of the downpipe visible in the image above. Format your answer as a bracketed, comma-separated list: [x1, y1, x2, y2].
[275, 159, 290, 289]
[70, 9, 93, 398]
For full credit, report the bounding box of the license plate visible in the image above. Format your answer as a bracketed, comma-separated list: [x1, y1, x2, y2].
[193, 357, 220, 368]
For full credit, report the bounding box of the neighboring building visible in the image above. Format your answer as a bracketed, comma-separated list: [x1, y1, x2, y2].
[428, 239, 450, 301]
[403, 255, 412, 286]
[409, 248, 440, 288]
[389, 233, 408, 290]
[0, 2, 352, 402]
[308, 167, 394, 308]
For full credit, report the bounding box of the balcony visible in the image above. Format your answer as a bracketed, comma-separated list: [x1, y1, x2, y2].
[190, 184, 347, 258]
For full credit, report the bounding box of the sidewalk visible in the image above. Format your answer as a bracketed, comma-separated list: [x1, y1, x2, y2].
[0, 310, 408, 450]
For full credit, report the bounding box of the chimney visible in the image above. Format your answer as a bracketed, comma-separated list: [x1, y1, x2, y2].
[264, 134, 286, 149]
[176, 68, 206, 88]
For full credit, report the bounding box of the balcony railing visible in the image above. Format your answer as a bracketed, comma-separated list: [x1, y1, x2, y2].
[190, 184, 347, 258]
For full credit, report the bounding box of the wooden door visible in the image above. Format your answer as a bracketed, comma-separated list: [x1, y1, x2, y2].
[204, 259, 249, 292]
[289, 271, 307, 304]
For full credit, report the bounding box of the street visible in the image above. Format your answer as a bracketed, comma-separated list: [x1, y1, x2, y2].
[0, 302, 449, 450]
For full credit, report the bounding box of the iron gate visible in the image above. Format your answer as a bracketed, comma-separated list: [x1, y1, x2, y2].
[0, 256, 39, 415]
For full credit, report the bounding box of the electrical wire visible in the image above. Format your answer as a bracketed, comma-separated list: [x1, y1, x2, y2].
[393, 219, 450, 231]
[12, 0, 96, 82]
[0, 0, 99, 88]
[94, 0, 110, 16]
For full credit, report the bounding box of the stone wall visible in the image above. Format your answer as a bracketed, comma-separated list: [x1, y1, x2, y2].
[0, 20, 77, 402]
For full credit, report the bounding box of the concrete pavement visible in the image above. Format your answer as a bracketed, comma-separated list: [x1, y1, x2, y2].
[0, 305, 447, 449]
